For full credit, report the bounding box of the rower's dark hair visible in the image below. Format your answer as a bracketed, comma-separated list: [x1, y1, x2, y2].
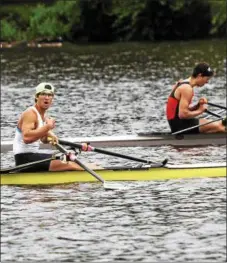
[35, 93, 40, 103]
[192, 62, 214, 77]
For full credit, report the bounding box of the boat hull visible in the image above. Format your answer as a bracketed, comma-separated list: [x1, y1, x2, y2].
[1, 163, 226, 185]
[1, 133, 226, 153]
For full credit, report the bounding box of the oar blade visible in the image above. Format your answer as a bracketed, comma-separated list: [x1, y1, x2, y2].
[103, 181, 129, 190]
[162, 158, 168, 166]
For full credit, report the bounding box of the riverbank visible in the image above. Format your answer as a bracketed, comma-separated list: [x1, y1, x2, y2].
[1, 39, 63, 48]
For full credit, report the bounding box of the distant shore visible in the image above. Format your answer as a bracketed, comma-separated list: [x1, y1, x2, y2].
[0, 39, 63, 48]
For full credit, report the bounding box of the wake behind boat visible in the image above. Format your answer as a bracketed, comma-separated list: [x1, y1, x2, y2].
[1, 162, 225, 185]
[1, 132, 226, 152]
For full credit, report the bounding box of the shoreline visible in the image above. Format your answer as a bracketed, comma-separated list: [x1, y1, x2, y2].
[0, 40, 63, 48]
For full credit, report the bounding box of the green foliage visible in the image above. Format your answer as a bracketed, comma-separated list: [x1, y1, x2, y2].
[162, 0, 185, 11]
[0, 20, 17, 41]
[27, 1, 80, 40]
[208, 0, 227, 35]
[78, 0, 114, 41]
[0, 4, 33, 23]
[0, 0, 226, 42]
[0, 4, 32, 41]
[111, 0, 146, 40]
[110, 0, 213, 41]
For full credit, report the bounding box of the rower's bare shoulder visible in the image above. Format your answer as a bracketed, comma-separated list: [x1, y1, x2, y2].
[175, 83, 192, 99]
[178, 83, 193, 94]
[179, 82, 191, 88]
[21, 108, 37, 121]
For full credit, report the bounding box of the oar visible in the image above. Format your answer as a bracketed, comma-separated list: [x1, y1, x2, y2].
[54, 143, 127, 190]
[207, 102, 227, 111]
[199, 99, 227, 111]
[204, 109, 222, 118]
[203, 109, 226, 119]
[0, 157, 55, 174]
[59, 139, 168, 167]
[172, 117, 224, 135]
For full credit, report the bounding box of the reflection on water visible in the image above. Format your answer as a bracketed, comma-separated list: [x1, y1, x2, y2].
[1, 39, 226, 262]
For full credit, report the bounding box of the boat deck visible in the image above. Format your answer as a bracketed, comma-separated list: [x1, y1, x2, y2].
[1, 133, 226, 153]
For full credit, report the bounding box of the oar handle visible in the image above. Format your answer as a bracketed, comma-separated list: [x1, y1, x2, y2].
[54, 143, 104, 183]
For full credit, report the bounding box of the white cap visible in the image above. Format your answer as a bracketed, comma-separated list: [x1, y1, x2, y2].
[35, 82, 55, 95]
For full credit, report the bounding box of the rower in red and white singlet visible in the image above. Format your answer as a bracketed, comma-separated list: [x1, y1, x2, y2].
[166, 62, 226, 134]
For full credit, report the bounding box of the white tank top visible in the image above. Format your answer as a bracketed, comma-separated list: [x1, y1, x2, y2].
[13, 106, 46, 154]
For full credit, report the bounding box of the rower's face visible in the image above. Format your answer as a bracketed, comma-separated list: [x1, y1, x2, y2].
[197, 75, 211, 87]
[36, 92, 54, 109]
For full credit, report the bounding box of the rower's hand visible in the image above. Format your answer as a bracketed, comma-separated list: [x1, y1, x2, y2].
[47, 134, 59, 145]
[46, 117, 56, 130]
[81, 143, 92, 151]
[47, 130, 58, 145]
[197, 98, 208, 113]
[199, 97, 208, 105]
[196, 99, 207, 114]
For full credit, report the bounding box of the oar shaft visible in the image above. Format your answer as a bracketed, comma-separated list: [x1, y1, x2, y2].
[207, 102, 227, 110]
[172, 117, 223, 135]
[54, 143, 104, 183]
[59, 139, 163, 165]
[204, 109, 222, 118]
[203, 109, 225, 119]
[59, 140, 82, 149]
[0, 157, 55, 174]
[94, 148, 150, 164]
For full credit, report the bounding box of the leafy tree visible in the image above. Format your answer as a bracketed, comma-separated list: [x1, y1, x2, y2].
[0, 5, 32, 41]
[78, 0, 114, 41]
[27, 1, 80, 40]
[111, 0, 146, 40]
[1, 20, 17, 41]
[0, 0, 226, 42]
[208, 0, 226, 36]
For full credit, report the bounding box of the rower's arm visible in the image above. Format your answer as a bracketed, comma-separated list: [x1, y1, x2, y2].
[189, 97, 207, 111]
[189, 103, 199, 111]
[178, 86, 205, 119]
[21, 111, 53, 144]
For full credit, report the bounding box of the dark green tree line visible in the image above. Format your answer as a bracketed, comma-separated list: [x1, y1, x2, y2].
[1, 0, 226, 42]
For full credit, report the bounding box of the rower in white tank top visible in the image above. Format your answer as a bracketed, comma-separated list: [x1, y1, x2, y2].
[12, 82, 102, 172]
[13, 106, 48, 154]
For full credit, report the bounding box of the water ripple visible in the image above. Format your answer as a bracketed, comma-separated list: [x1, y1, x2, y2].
[1, 40, 226, 262]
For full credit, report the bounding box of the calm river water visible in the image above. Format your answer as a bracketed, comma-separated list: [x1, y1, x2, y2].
[1, 39, 226, 262]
